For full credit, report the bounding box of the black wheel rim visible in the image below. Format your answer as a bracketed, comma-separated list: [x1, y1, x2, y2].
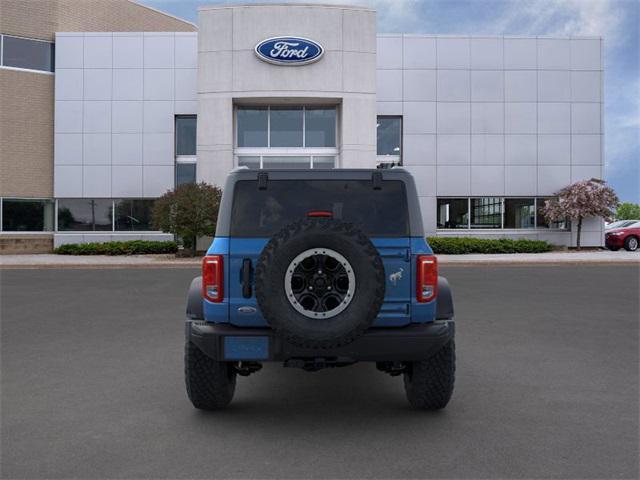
[284, 248, 356, 319]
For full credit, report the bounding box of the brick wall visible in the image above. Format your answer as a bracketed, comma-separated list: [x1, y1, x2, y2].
[0, 0, 195, 199]
[0, 0, 195, 42]
[0, 69, 55, 197]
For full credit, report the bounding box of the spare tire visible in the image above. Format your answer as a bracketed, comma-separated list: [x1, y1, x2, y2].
[255, 219, 385, 349]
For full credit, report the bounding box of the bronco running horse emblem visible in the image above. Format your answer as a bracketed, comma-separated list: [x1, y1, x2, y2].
[389, 268, 404, 286]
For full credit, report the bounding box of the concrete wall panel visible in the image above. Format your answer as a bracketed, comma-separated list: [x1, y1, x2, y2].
[54, 33, 197, 199]
[376, 35, 602, 246]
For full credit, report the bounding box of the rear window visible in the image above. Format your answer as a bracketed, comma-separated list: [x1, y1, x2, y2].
[230, 180, 409, 237]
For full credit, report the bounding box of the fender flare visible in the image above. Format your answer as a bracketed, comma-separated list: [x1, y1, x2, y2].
[436, 276, 454, 320]
[186, 276, 204, 320]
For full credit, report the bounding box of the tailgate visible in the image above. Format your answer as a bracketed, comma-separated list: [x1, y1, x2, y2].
[371, 238, 412, 326]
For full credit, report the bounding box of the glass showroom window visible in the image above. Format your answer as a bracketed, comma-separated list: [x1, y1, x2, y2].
[504, 198, 535, 229]
[536, 198, 569, 229]
[57, 199, 112, 231]
[114, 199, 156, 231]
[377, 116, 402, 165]
[1, 35, 54, 73]
[175, 116, 196, 186]
[270, 106, 303, 147]
[305, 107, 336, 147]
[436, 197, 569, 230]
[176, 163, 196, 186]
[237, 107, 268, 147]
[1, 198, 54, 231]
[471, 197, 502, 229]
[236, 106, 337, 169]
[437, 198, 469, 229]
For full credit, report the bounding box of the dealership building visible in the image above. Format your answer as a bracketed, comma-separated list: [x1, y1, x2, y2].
[0, 1, 605, 252]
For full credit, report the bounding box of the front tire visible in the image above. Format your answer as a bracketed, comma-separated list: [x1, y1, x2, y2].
[185, 341, 236, 410]
[624, 236, 638, 251]
[404, 340, 456, 410]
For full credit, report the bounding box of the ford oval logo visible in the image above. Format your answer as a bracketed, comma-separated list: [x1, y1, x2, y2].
[255, 36, 324, 66]
[237, 306, 257, 314]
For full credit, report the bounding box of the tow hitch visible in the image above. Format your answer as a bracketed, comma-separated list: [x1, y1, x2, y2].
[284, 358, 356, 371]
[235, 362, 262, 376]
[376, 361, 407, 376]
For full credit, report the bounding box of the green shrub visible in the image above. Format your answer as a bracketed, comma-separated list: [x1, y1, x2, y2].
[426, 237, 553, 255]
[54, 240, 178, 256]
[152, 182, 222, 256]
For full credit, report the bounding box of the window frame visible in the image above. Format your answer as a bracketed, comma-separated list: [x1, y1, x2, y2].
[56, 198, 114, 232]
[234, 105, 339, 169]
[376, 115, 403, 166]
[436, 197, 470, 229]
[175, 115, 197, 186]
[0, 197, 55, 232]
[504, 197, 536, 229]
[0, 34, 55, 75]
[0, 197, 166, 234]
[237, 152, 337, 169]
[175, 160, 197, 186]
[470, 197, 503, 229]
[50, 199, 163, 233]
[113, 198, 157, 232]
[175, 115, 197, 156]
[435, 197, 570, 231]
[229, 179, 410, 238]
[535, 197, 570, 230]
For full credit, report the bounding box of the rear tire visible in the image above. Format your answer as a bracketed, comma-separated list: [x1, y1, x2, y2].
[185, 341, 236, 410]
[624, 236, 638, 251]
[404, 340, 455, 410]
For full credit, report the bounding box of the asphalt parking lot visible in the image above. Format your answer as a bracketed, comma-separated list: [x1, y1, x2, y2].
[1, 265, 638, 479]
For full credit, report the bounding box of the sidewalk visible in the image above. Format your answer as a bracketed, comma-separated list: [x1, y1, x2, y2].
[1, 250, 639, 268]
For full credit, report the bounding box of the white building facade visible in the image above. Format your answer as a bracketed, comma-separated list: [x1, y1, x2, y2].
[52, 3, 604, 247]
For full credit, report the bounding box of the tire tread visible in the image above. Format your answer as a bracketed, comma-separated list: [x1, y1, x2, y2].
[404, 340, 456, 410]
[184, 341, 236, 410]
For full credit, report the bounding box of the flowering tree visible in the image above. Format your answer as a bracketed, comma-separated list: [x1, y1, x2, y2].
[542, 178, 619, 250]
[152, 182, 222, 256]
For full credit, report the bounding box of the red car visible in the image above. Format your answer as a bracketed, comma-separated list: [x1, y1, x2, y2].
[605, 221, 640, 251]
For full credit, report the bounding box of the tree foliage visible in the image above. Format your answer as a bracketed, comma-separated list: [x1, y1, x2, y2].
[542, 178, 619, 249]
[152, 182, 222, 255]
[615, 202, 640, 220]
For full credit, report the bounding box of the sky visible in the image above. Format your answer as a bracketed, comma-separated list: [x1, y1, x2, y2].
[140, 0, 639, 203]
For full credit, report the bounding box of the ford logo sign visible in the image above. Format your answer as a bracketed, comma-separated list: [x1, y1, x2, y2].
[255, 36, 324, 66]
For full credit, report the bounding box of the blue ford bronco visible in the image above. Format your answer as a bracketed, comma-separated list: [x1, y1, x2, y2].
[185, 168, 455, 410]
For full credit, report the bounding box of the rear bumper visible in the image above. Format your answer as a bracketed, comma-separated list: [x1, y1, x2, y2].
[186, 320, 455, 362]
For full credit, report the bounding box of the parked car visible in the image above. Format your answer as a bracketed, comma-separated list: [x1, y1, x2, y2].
[605, 222, 640, 251]
[605, 220, 639, 230]
[184, 168, 456, 410]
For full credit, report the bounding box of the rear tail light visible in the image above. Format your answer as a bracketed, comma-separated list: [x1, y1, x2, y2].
[307, 210, 333, 218]
[416, 255, 438, 303]
[202, 255, 224, 302]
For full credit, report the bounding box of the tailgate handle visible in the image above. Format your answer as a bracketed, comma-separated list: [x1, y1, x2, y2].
[380, 250, 410, 260]
[241, 259, 252, 298]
